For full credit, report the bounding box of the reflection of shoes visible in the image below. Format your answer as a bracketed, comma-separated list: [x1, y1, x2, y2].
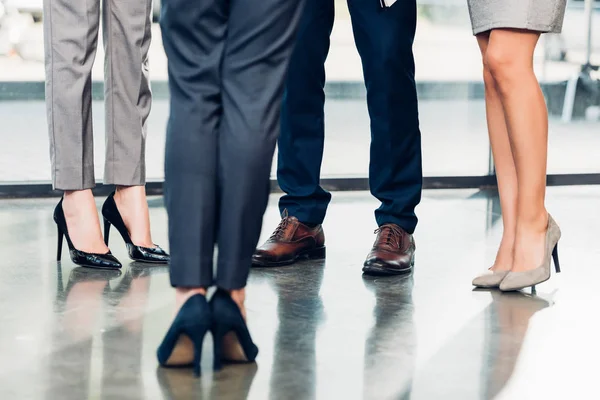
[210, 289, 259, 370]
[55, 267, 122, 313]
[362, 274, 414, 319]
[500, 215, 561, 292]
[157, 294, 211, 376]
[252, 210, 325, 267]
[129, 262, 170, 278]
[68, 266, 122, 283]
[64, 267, 122, 294]
[55, 198, 122, 270]
[362, 273, 414, 293]
[472, 269, 509, 288]
[102, 192, 170, 264]
[156, 368, 199, 399]
[210, 363, 258, 398]
[490, 290, 552, 311]
[363, 224, 415, 275]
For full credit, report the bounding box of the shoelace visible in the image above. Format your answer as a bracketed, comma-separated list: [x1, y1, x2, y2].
[373, 224, 404, 249]
[270, 218, 290, 240]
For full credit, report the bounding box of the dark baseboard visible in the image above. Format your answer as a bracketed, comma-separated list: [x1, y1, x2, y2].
[1, 174, 599, 199]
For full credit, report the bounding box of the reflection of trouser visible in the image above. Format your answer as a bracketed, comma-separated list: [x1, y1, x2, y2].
[43, 0, 152, 190]
[162, 0, 304, 290]
[277, 0, 423, 232]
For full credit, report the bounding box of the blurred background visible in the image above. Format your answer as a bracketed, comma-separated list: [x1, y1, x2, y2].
[0, 0, 599, 186]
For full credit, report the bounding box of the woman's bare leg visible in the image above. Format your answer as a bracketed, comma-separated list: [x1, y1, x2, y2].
[477, 32, 518, 272]
[485, 29, 548, 273]
[63, 190, 110, 254]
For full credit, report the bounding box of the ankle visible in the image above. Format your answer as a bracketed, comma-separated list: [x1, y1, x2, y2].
[115, 185, 146, 202]
[63, 189, 94, 210]
[175, 287, 207, 308]
[229, 288, 246, 319]
[517, 211, 548, 233]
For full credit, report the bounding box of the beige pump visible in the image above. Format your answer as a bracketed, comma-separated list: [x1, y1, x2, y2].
[499, 214, 561, 292]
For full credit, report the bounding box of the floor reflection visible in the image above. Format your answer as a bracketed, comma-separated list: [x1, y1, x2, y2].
[362, 275, 416, 400]
[46, 265, 166, 400]
[2, 189, 596, 398]
[480, 291, 550, 399]
[157, 362, 258, 400]
[407, 290, 551, 399]
[255, 261, 325, 400]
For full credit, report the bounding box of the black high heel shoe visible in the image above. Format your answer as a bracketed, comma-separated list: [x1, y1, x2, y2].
[157, 294, 211, 376]
[102, 192, 170, 264]
[54, 198, 122, 270]
[210, 289, 259, 371]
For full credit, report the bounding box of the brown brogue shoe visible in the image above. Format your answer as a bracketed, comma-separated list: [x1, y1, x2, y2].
[252, 211, 325, 267]
[362, 224, 415, 275]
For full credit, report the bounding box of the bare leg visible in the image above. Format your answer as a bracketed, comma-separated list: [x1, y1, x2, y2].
[175, 287, 207, 310]
[476, 32, 517, 272]
[113, 185, 154, 248]
[485, 29, 549, 273]
[230, 288, 246, 320]
[63, 190, 110, 254]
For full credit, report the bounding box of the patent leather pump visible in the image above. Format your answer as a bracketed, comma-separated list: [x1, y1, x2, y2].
[210, 289, 259, 370]
[157, 294, 211, 376]
[102, 192, 170, 264]
[54, 198, 122, 270]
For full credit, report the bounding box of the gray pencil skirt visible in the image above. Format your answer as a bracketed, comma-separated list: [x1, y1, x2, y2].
[467, 0, 568, 35]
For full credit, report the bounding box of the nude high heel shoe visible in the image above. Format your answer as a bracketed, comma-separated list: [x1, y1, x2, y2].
[472, 269, 510, 288]
[499, 214, 561, 292]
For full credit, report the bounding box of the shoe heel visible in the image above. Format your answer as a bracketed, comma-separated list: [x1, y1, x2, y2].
[191, 332, 205, 377]
[210, 290, 259, 366]
[212, 329, 223, 371]
[307, 246, 326, 260]
[552, 244, 560, 273]
[103, 218, 111, 246]
[57, 226, 64, 261]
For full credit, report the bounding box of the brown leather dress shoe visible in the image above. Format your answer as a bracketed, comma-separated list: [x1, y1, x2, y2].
[252, 212, 325, 267]
[362, 224, 415, 275]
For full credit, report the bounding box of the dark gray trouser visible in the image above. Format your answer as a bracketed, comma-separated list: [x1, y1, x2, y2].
[43, 0, 152, 190]
[161, 0, 304, 290]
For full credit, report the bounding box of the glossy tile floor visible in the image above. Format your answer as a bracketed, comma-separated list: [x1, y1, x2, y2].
[1, 187, 599, 399]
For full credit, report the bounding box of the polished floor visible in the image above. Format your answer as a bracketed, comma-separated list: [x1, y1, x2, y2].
[1, 188, 599, 399]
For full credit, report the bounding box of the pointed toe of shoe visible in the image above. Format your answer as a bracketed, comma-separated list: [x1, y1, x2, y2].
[472, 270, 509, 288]
[101, 252, 123, 269]
[128, 244, 170, 264]
[70, 250, 122, 269]
[498, 272, 532, 292]
[498, 274, 520, 292]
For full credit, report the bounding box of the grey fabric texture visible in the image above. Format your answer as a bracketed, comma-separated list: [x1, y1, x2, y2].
[44, 0, 153, 190]
[467, 0, 567, 35]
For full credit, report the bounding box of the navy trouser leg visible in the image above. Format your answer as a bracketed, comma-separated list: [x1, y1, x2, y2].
[348, 0, 422, 233]
[161, 0, 227, 288]
[277, 0, 335, 225]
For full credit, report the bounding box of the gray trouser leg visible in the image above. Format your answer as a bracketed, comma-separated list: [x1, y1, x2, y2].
[162, 0, 303, 289]
[102, 0, 153, 186]
[215, 0, 305, 290]
[44, 0, 100, 190]
[44, 0, 152, 190]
